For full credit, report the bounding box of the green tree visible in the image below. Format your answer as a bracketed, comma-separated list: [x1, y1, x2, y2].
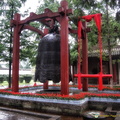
[0, 0, 40, 66]
[0, 0, 27, 61]
[20, 29, 40, 66]
[37, 0, 59, 14]
[27, 0, 120, 68]
[0, 0, 27, 87]
[101, 0, 120, 86]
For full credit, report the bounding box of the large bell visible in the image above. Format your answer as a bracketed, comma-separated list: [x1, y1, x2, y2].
[35, 31, 60, 83]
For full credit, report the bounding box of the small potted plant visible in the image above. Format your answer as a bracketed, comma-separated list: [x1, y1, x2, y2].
[4, 75, 9, 83]
[23, 75, 32, 83]
[19, 75, 24, 83]
[0, 75, 4, 83]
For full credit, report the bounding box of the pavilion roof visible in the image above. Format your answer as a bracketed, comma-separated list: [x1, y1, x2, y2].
[88, 45, 120, 59]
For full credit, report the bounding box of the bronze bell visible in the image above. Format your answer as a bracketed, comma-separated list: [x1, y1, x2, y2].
[35, 27, 60, 83]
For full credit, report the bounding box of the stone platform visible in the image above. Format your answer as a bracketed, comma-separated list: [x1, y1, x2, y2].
[0, 86, 119, 119]
[0, 95, 88, 116]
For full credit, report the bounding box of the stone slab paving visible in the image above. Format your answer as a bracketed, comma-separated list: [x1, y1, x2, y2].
[0, 107, 60, 120]
[0, 113, 16, 120]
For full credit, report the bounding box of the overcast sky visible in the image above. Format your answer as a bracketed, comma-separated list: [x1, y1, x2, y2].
[20, 0, 40, 14]
[20, 0, 61, 15]
[20, 0, 116, 18]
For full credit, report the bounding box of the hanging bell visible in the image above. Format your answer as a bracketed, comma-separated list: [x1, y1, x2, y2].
[35, 27, 60, 83]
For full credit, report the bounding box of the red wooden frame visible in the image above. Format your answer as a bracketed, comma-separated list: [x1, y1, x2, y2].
[11, 0, 112, 94]
[74, 14, 112, 91]
[11, 0, 73, 95]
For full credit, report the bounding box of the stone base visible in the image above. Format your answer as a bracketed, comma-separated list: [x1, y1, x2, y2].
[0, 96, 88, 116]
[0, 94, 119, 117]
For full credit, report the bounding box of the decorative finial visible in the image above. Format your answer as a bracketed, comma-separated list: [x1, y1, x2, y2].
[60, 0, 68, 8]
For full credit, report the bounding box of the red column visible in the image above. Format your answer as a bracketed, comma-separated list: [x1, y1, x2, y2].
[12, 13, 21, 92]
[77, 21, 82, 89]
[82, 22, 88, 91]
[60, 0, 69, 95]
[43, 82, 48, 89]
[113, 63, 117, 84]
[43, 28, 49, 90]
[98, 72, 103, 90]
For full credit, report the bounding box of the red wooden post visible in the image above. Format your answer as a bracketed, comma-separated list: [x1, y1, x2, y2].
[98, 72, 103, 90]
[74, 73, 112, 90]
[43, 28, 49, 90]
[77, 21, 82, 89]
[43, 82, 48, 89]
[82, 22, 88, 91]
[60, 0, 69, 95]
[113, 63, 117, 84]
[12, 13, 21, 92]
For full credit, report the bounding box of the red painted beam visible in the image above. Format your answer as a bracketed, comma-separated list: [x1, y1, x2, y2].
[43, 81, 48, 89]
[98, 72, 103, 90]
[113, 63, 117, 83]
[77, 21, 82, 89]
[43, 28, 49, 90]
[74, 73, 112, 90]
[74, 73, 112, 78]
[12, 13, 21, 92]
[23, 25, 45, 37]
[20, 12, 60, 25]
[78, 77, 82, 89]
[69, 29, 77, 34]
[60, 0, 69, 95]
[82, 22, 88, 91]
[11, 1, 73, 95]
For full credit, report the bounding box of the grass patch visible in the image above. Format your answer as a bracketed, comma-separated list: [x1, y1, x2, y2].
[0, 80, 41, 88]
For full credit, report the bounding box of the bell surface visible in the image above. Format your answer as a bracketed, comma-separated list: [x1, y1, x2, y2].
[35, 33, 60, 83]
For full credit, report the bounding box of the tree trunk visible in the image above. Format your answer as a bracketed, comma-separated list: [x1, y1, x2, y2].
[106, 2, 113, 87]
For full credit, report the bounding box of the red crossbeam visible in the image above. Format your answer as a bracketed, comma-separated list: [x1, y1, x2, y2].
[74, 72, 112, 91]
[74, 73, 112, 78]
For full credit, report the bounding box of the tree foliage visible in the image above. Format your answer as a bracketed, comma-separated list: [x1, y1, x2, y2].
[36, 0, 120, 65]
[0, 0, 27, 61]
[0, 0, 120, 67]
[0, 0, 41, 66]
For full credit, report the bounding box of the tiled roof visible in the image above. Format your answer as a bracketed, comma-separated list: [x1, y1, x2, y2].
[88, 45, 120, 57]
